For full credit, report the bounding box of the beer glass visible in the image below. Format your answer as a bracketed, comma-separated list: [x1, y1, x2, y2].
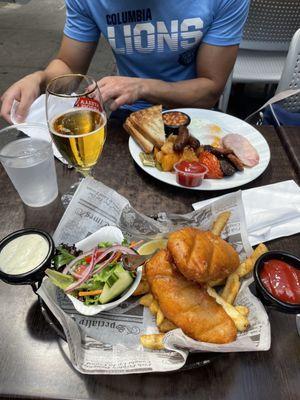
[46, 74, 106, 205]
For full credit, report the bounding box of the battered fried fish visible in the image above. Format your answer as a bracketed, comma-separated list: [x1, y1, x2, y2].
[168, 227, 239, 283]
[146, 249, 237, 344]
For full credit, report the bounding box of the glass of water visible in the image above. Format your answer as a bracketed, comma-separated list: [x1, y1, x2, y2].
[0, 123, 58, 207]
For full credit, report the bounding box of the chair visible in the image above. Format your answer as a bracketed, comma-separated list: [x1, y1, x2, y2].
[219, 0, 300, 112]
[244, 29, 300, 124]
[276, 28, 300, 112]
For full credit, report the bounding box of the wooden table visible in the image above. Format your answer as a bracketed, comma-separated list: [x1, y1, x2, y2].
[276, 126, 300, 178]
[0, 123, 299, 400]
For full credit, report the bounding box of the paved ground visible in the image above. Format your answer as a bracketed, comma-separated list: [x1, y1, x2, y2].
[0, 0, 115, 127]
[0, 0, 271, 126]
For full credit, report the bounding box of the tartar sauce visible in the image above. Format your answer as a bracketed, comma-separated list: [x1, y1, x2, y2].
[0, 234, 49, 275]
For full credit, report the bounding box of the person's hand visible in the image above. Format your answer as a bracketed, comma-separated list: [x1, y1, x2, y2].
[0, 71, 44, 123]
[98, 76, 146, 111]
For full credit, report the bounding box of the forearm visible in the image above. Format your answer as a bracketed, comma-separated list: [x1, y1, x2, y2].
[141, 78, 222, 109]
[34, 59, 74, 93]
[34, 36, 97, 92]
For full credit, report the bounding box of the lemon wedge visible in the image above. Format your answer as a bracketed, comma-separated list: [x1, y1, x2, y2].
[137, 239, 167, 256]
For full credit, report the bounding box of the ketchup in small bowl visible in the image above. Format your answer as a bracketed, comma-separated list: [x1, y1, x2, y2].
[254, 251, 300, 313]
[174, 161, 208, 187]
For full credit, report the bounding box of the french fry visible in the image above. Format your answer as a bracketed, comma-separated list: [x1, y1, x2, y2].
[133, 279, 149, 296]
[156, 307, 165, 326]
[207, 286, 249, 332]
[139, 293, 153, 307]
[159, 319, 177, 333]
[236, 243, 268, 278]
[221, 273, 241, 304]
[208, 278, 225, 287]
[235, 305, 249, 317]
[211, 211, 231, 236]
[140, 334, 165, 350]
[149, 299, 159, 315]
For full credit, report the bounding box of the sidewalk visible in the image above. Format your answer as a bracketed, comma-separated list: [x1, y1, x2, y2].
[0, 0, 115, 122]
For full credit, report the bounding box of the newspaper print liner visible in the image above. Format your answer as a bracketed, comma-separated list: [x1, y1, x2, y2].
[38, 177, 271, 375]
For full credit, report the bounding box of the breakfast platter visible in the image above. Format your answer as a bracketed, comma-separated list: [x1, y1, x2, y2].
[127, 108, 271, 190]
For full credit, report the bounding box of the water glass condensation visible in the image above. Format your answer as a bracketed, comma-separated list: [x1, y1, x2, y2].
[0, 124, 58, 207]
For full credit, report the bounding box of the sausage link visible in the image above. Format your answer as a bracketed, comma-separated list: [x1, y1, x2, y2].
[227, 154, 244, 171]
[173, 126, 190, 152]
[187, 135, 200, 150]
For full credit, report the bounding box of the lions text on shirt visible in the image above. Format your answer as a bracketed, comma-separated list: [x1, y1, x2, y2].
[64, 0, 249, 110]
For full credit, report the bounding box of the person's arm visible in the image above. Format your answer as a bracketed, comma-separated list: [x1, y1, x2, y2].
[99, 43, 237, 111]
[0, 36, 97, 122]
[144, 44, 238, 108]
[41, 36, 97, 90]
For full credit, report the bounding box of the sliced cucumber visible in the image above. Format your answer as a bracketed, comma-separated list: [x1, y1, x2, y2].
[99, 264, 133, 304]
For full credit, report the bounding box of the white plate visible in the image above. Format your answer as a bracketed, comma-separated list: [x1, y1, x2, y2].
[128, 108, 271, 191]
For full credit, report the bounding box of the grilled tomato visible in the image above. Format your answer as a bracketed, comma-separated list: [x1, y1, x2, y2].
[198, 151, 223, 179]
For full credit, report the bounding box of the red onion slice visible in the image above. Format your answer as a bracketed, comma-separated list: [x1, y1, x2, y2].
[70, 271, 82, 280]
[93, 245, 135, 265]
[62, 251, 93, 275]
[91, 251, 117, 276]
[65, 248, 97, 293]
[89, 245, 136, 276]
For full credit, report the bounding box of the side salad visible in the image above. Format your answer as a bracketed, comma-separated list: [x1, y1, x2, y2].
[46, 240, 142, 305]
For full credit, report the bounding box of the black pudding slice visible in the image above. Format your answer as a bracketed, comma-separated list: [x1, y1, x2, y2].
[220, 159, 237, 176]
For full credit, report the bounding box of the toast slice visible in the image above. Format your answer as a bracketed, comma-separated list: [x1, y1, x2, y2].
[124, 118, 154, 154]
[129, 105, 165, 148]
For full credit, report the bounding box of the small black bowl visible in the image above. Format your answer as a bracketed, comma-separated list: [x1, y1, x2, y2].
[0, 228, 55, 287]
[162, 110, 191, 136]
[254, 250, 300, 314]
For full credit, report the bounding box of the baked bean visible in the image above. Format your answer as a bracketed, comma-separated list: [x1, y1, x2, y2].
[163, 112, 189, 126]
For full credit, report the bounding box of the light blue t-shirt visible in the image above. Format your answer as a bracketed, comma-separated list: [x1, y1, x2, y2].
[64, 0, 249, 110]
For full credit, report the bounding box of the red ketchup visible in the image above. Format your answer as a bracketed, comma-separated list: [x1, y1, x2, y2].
[260, 259, 300, 304]
[174, 161, 208, 187]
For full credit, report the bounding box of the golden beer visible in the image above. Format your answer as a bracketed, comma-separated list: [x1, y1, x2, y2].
[51, 108, 106, 175]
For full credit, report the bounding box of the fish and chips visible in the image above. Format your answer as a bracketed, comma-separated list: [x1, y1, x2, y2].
[167, 228, 240, 283]
[135, 212, 268, 350]
[146, 249, 237, 344]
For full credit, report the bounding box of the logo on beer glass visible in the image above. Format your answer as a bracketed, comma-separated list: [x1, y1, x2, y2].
[75, 97, 102, 112]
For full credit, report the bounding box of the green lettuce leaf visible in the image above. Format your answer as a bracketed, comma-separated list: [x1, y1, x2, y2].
[122, 238, 130, 246]
[53, 247, 75, 270]
[98, 241, 112, 248]
[93, 262, 121, 282]
[45, 269, 74, 290]
[84, 295, 102, 305]
[76, 277, 104, 291]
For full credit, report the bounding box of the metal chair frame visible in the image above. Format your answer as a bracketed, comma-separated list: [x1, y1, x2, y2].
[219, 0, 300, 112]
[277, 28, 300, 112]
